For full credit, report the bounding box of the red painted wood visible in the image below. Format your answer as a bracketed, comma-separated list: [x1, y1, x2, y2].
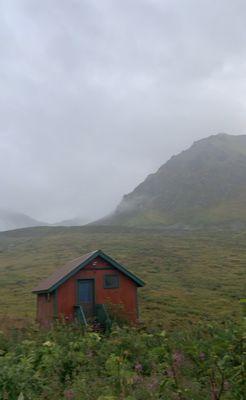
[57, 256, 138, 323]
[37, 256, 139, 325]
[37, 293, 54, 327]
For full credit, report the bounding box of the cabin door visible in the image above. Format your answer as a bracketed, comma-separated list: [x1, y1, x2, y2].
[77, 279, 95, 318]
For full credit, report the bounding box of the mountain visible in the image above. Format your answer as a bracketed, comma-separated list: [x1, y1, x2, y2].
[53, 217, 90, 227]
[0, 209, 91, 232]
[0, 210, 45, 232]
[99, 133, 246, 228]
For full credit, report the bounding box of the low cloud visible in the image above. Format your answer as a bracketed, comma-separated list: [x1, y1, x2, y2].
[0, 0, 246, 222]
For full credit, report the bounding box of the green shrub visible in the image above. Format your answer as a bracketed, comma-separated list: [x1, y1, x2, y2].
[0, 320, 245, 400]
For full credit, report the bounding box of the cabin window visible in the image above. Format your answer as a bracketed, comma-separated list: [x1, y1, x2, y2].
[104, 274, 119, 289]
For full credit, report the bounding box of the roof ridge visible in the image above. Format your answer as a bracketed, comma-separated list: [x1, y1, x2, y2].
[67, 249, 99, 263]
[32, 249, 144, 293]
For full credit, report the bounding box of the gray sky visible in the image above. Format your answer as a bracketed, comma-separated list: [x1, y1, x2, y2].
[1, 0, 246, 223]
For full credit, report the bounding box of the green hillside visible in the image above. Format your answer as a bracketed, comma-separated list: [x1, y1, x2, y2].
[0, 226, 245, 330]
[101, 133, 246, 228]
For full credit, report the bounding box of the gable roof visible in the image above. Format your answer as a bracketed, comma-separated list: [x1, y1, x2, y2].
[32, 249, 145, 293]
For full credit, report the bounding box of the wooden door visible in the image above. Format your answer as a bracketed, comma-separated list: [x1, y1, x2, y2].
[77, 279, 95, 318]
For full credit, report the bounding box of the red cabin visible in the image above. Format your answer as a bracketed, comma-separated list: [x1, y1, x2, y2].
[32, 249, 145, 327]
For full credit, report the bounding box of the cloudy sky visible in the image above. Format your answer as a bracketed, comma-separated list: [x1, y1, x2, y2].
[0, 0, 246, 223]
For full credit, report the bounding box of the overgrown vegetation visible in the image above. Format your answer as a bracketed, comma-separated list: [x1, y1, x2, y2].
[0, 320, 245, 400]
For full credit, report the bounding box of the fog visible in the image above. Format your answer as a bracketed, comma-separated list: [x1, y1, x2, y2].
[0, 0, 246, 222]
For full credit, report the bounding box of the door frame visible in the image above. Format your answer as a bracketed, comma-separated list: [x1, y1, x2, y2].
[76, 279, 95, 315]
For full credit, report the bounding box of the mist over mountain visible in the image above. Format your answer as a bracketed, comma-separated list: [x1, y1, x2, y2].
[2, 133, 246, 231]
[99, 133, 246, 228]
[53, 217, 90, 227]
[0, 210, 91, 232]
[0, 210, 45, 232]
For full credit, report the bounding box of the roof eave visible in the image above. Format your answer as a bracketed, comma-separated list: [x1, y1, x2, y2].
[32, 250, 101, 294]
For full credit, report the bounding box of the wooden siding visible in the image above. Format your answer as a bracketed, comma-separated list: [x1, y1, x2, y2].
[37, 292, 54, 327]
[56, 256, 138, 323]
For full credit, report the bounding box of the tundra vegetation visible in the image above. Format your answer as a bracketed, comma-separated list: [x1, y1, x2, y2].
[0, 320, 245, 399]
[0, 226, 245, 399]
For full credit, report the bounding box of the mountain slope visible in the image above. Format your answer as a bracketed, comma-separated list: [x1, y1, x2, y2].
[53, 217, 90, 227]
[101, 133, 246, 228]
[0, 210, 45, 232]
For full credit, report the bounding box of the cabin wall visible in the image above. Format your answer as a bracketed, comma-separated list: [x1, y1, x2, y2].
[56, 256, 138, 323]
[37, 292, 54, 327]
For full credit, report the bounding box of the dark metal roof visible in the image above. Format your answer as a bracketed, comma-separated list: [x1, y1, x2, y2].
[32, 250, 98, 293]
[32, 249, 145, 293]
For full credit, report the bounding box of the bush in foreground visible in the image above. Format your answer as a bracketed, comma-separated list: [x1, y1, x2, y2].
[0, 320, 245, 400]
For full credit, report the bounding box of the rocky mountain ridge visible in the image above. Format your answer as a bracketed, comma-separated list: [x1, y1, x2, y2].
[99, 133, 246, 228]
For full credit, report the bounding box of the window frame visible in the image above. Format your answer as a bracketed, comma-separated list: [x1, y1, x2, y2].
[103, 274, 120, 289]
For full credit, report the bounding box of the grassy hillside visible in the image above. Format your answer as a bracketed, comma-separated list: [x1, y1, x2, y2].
[101, 134, 246, 228]
[0, 226, 245, 330]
